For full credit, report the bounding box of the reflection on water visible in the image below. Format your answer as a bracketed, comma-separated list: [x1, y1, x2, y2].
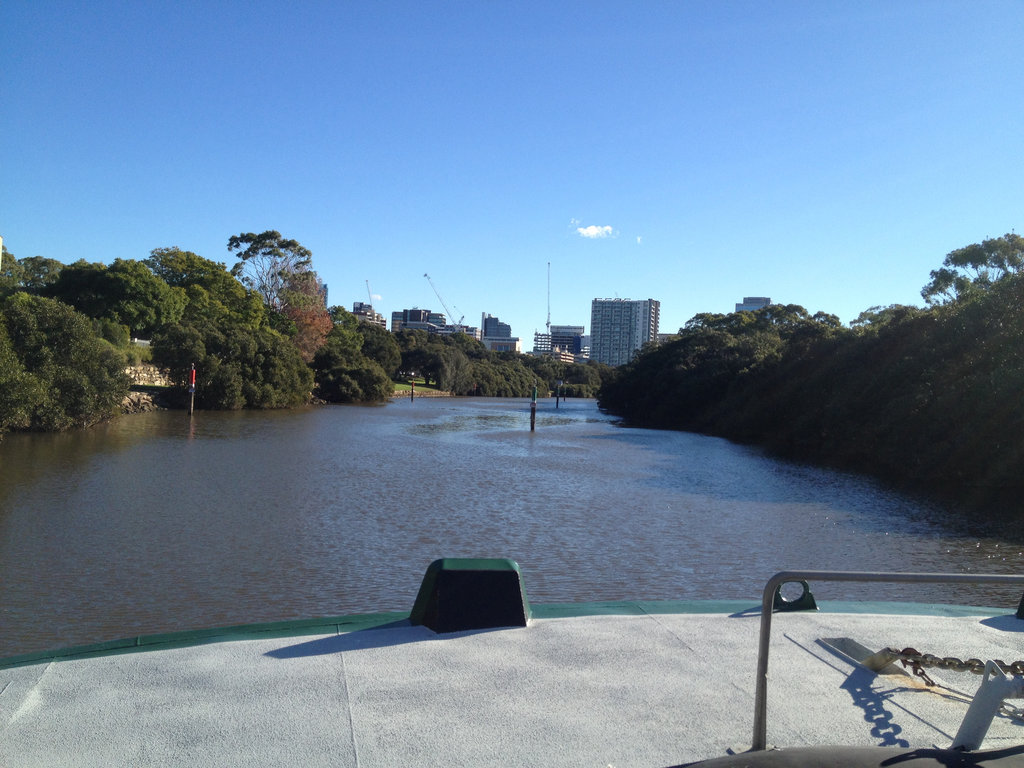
[0, 398, 1022, 658]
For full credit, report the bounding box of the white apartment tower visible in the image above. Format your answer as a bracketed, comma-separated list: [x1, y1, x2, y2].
[589, 298, 660, 367]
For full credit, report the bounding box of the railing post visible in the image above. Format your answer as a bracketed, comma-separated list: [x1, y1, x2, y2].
[751, 570, 1024, 753]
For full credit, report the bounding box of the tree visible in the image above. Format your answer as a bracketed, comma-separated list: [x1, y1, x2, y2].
[436, 346, 472, 393]
[0, 321, 39, 430]
[0, 245, 23, 298]
[18, 255, 64, 293]
[922, 233, 1024, 304]
[850, 304, 924, 332]
[227, 230, 313, 311]
[1, 293, 130, 431]
[1, 251, 64, 298]
[280, 270, 332, 363]
[354, 319, 402, 377]
[311, 321, 394, 402]
[44, 258, 185, 337]
[145, 247, 265, 328]
[104, 259, 186, 336]
[151, 320, 313, 409]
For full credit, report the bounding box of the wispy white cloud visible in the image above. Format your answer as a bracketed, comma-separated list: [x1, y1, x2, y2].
[577, 224, 614, 239]
[636, 236, 643, 245]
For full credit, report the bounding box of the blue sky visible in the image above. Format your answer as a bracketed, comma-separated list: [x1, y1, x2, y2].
[3, 1, 1022, 343]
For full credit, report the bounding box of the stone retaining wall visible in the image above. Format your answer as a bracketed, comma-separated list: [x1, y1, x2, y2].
[126, 364, 172, 387]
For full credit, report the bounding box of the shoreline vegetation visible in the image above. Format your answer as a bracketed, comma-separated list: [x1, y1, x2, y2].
[598, 234, 1024, 509]
[0, 231, 610, 434]
[5, 230, 1024, 510]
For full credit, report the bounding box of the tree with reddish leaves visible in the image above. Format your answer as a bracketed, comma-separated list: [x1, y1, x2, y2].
[228, 230, 331, 362]
[281, 270, 332, 363]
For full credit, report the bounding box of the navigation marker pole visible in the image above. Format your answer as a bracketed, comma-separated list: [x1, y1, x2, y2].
[411, 380, 415, 401]
[530, 384, 537, 432]
[188, 363, 196, 416]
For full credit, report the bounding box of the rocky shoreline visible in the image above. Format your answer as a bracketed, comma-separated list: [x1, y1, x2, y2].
[121, 388, 172, 414]
[119, 364, 453, 413]
[122, 365, 173, 413]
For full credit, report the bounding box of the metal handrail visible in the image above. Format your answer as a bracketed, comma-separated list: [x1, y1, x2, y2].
[752, 570, 1024, 752]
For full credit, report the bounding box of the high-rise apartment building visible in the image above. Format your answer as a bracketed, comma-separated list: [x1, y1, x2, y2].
[352, 302, 386, 328]
[589, 298, 660, 367]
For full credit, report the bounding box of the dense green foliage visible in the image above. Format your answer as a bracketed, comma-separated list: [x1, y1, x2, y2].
[311, 310, 394, 403]
[0, 248, 63, 297]
[144, 245, 321, 410]
[0, 293, 130, 430]
[2, 232, 614, 431]
[0, 237, 397, 429]
[152, 320, 314, 409]
[390, 329, 611, 397]
[145, 247, 266, 329]
[599, 234, 1024, 500]
[390, 328, 610, 397]
[43, 258, 187, 337]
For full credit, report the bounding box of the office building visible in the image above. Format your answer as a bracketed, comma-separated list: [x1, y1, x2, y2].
[391, 308, 447, 332]
[481, 313, 520, 352]
[532, 324, 585, 357]
[589, 298, 660, 367]
[481, 313, 512, 338]
[483, 336, 521, 352]
[550, 325, 585, 356]
[735, 296, 772, 312]
[391, 307, 480, 339]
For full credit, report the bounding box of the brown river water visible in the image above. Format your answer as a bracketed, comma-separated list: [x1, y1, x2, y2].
[1, 397, 1022, 658]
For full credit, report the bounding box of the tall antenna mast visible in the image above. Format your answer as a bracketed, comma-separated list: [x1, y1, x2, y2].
[546, 262, 551, 333]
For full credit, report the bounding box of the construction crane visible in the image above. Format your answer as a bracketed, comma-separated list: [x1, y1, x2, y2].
[546, 261, 551, 334]
[365, 280, 374, 309]
[423, 273, 463, 326]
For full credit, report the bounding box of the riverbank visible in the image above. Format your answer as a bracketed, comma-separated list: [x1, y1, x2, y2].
[121, 364, 173, 414]
[390, 389, 453, 398]
[391, 380, 453, 398]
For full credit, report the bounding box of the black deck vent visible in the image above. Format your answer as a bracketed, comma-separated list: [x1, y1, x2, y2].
[410, 558, 531, 633]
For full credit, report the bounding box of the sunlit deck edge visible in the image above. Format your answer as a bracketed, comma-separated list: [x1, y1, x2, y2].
[0, 597, 1006, 671]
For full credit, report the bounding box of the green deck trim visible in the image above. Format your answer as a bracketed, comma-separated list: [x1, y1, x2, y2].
[430, 557, 523, 572]
[0, 611, 408, 669]
[0, 599, 1010, 670]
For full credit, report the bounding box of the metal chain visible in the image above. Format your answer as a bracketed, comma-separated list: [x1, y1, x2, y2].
[878, 647, 1024, 725]
[881, 647, 1024, 687]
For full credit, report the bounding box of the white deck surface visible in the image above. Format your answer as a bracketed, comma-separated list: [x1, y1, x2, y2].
[2, 608, 1023, 767]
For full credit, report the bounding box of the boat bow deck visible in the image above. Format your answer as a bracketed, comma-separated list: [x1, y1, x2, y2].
[2, 604, 1023, 767]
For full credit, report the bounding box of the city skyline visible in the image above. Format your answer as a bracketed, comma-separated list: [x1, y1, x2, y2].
[3, 3, 1021, 341]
